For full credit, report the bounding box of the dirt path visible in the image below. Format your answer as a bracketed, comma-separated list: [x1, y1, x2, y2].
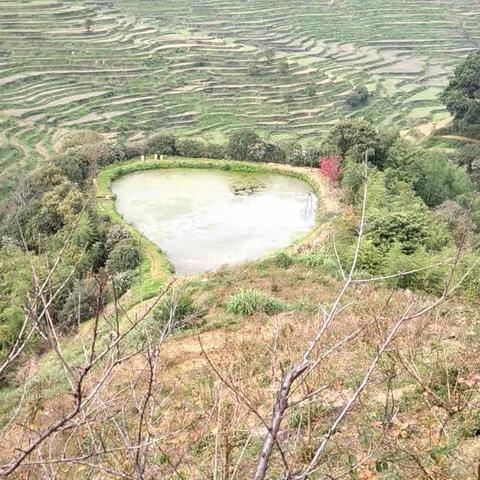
[272, 163, 341, 215]
[400, 116, 480, 146]
[400, 116, 452, 141]
[8, 130, 30, 159]
[123, 310, 278, 381]
[437, 135, 480, 144]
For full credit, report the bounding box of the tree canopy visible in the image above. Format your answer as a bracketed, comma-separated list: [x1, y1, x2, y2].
[441, 51, 480, 125]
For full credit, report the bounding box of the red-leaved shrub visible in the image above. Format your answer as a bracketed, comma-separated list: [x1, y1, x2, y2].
[319, 155, 342, 182]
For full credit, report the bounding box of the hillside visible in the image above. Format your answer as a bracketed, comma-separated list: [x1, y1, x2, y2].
[1, 2, 480, 479]
[1, 0, 480, 196]
[1, 219, 479, 478]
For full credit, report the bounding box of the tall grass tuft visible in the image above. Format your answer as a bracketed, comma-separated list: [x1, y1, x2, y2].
[297, 249, 338, 274]
[226, 288, 284, 316]
[153, 289, 195, 327]
[273, 251, 294, 269]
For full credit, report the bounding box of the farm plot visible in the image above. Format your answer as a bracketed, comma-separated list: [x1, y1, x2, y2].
[0, 0, 478, 169]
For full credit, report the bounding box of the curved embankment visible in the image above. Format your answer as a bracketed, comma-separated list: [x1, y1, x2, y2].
[96, 157, 339, 293]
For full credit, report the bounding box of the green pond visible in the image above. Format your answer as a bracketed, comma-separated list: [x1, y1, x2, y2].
[112, 168, 318, 274]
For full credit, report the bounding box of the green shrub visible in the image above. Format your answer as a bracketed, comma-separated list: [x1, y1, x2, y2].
[247, 140, 269, 162]
[366, 211, 433, 255]
[414, 153, 473, 207]
[322, 118, 388, 167]
[52, 149, 91, 187]
[124, 140, 147, 159]
[94, 140, 126, 166]
[304, 146, 322, 168]
[153, 290, 196, 329]
[345, 85, 370, 109]
[56, 129, 103, 154]
[106, 240, 140, 273]
[273, 252, 293, 268]
[266, 143, 287, 164]
[110, 270, 134, 298]
[105, 225, 132, 252]
[36, 181, 84, 236]
[27, 164, 66, 196]
[146, 132, 176, 156]
[384, 138, 421, 173]
[227, 129, 260, 161]
[89, 241, 107, 271]
[262, 297, 284, 315]
[226, 288, 284, 316]
[60, 278, 104, 326]
[356, 240, 386, 274]
[204, 142, 226, 159]
[341, 158, 366, 204]
[380, 244, 447, 294]
[175, 138, 206, 158]
[280, 141, 305, 166]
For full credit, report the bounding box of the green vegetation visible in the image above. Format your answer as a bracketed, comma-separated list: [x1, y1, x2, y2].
[321, 119, 479, 294]
[346, 85, 370, 109]
[0, 147, 143, 360]
[441, 52, 480, 127]
[0, 3, 480, 479]
[272, 252, 294, 269]
[226, 288, 284, 316]
[152, 289, 197, 329]
[1, 0, 475, 173]
[2, 111, 477, 363]
[453, 144, 480, 188]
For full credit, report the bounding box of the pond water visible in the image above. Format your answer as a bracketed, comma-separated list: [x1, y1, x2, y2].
[112, 168, 318, 274]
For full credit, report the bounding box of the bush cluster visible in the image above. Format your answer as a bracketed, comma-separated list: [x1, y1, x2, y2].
[329, 120, 479, 294]
[64, 129, 325, 168]
[0, 153, 141, 350]
[152, 289, 197, 331]
[345, 85, 370, 109]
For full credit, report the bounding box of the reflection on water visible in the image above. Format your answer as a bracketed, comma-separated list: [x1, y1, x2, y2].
[302, 192, 316, 221]
[112, 168, 318, 274]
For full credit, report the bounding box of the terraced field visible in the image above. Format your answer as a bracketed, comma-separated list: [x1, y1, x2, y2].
[0, 0, 479, 194]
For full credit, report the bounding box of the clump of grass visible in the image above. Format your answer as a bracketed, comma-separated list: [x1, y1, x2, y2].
[226, 288, 285, 316]
[227, 288, 264, 316]
[262, 297, 285, 315]
[273, 251, 293, 269]
[290, 296, 321, 314]
[129, 289, 202, 348]
[297, 249, 338, 274]
[153, 289, 196, 328]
